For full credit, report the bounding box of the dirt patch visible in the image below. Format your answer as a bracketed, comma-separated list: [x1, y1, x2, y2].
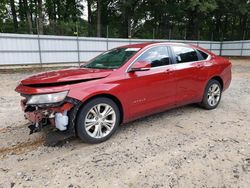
[0, 59, 250, 187]
[0, 139, 44, 158]
[0, 65, 77, 74]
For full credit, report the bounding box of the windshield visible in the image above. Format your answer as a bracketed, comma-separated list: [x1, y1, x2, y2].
[82, 47, 140, 69]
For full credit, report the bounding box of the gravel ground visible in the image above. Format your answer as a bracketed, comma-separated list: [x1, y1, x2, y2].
[0, 59, 250, 188]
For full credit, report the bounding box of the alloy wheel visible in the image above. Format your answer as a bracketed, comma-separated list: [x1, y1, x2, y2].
[207, 83, 221, 107]
[84, 103, 116, 138]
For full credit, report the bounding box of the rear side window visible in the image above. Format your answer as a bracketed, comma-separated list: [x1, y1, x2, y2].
[197, 50, 209, 60]
[172, 46, 198, 63]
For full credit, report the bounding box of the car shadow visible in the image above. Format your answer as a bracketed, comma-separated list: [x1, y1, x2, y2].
[44, 103, 202, 147]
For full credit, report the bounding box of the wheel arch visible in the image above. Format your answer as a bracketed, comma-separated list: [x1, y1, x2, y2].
[201, 75, 224, 102]
[210, 76, 224, 90]
[78, 93, 124, 124]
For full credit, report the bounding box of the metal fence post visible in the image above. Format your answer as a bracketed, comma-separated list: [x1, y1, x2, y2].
[106, 26, 109, 50]
[196, 30, 200, 46]
[240, 40, 244, 56]
[76, 24, 80, 66]
[240, 31, 246, 56]
[168, 29, 171, 41]
[210, 32, 213, 51]
[184, 29, 187, 40]
[37, 31, 42, 67]
[219, 31, 224, 56]
[36, 18, 42, 66]
[76, 35, 80, 66]
[219, 40, 223, 56]
[129, 28, 132, 44]
[153, 28, 155, 40]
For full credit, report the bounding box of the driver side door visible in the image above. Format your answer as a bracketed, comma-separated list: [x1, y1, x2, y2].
[124, 45, 176, 120]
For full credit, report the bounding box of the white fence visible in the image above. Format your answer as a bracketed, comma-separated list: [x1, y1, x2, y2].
[0, 33, 249, 65]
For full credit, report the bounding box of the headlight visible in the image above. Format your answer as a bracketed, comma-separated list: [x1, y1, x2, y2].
[27, 91, 68, 105]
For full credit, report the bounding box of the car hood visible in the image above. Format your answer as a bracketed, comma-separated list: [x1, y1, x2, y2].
[21, 68, 112, 86]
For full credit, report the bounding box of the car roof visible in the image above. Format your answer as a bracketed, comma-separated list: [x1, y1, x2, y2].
[119, 42, 214, 56]
[119, 42, 189, 49]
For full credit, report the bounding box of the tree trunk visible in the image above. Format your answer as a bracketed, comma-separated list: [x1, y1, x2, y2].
[19, 0, 25, 22]
[30, 0, 37, 33]
[187, 12, 195, 40]
[64, 0, 70, 21]
[120, 0, 129, 38]
[240, 15, 247, 40]
[97, 0, 101, 37]
[10, 0, 18, 32]
[37, 0, 43, 34]
[87, 0, 92, 36]
[23, 0, 33, 34]
[51, 0, 55, 20]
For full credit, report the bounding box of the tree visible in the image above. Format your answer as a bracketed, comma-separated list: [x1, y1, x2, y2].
[0, 0, 249, 40]
[183, 0, 217, 40]
[10, 0, 18, 32]
[87, 0, 93, 36]
[22, 0, 33, 33]
[37, 0, 43, 34]
[96, 0, 101, 37]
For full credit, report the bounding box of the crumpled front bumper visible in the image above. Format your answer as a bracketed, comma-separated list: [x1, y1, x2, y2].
[20, 98, 76, 134]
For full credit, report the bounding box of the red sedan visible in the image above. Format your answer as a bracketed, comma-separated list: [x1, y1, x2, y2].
[15, 42, 232, 143]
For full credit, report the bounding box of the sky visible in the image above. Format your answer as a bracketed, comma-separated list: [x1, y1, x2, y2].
[81, 0, 88, 20]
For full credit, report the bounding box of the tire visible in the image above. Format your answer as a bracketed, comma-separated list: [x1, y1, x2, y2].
[200, 79, 222, 110]
[76, 97, 120, 143]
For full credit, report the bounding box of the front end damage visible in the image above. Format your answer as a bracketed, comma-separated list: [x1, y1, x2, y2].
[14, 67, 112, 143]
[20, 94, 80, 135]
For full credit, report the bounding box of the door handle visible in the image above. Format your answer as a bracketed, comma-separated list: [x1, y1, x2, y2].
[196, 63, 204, 69]
[165, 68, 174, 74]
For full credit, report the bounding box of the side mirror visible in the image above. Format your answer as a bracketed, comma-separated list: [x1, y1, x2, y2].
[129, 61, 151, 72]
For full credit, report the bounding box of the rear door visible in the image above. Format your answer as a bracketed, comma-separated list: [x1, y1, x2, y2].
[170, 45, 206, 105]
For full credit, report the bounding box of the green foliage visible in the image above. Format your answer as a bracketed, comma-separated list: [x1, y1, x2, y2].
[0, 0, 249, 40]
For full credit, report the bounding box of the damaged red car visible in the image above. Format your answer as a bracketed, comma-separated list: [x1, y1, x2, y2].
[15, 42, 232, 143]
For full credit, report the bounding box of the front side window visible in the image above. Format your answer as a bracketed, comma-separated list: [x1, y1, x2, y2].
[83, 48, 140, 69]
[136, 46, 171, 67]
[172, 46, 198, 63]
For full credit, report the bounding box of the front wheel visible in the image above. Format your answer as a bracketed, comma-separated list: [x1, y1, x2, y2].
[76, 97, 120, 143]
[200, 79, 222, 110]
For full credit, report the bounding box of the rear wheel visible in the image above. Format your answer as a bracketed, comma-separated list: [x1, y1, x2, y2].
[200, 79, 222, 110]
[76, 97, 120, 143]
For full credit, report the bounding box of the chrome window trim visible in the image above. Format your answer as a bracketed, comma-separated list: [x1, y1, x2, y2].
[173, 54, 211, 66]
[126, 45, 173, 72]
[171, 46, 211, 64]
[126, 44, 211, 72]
